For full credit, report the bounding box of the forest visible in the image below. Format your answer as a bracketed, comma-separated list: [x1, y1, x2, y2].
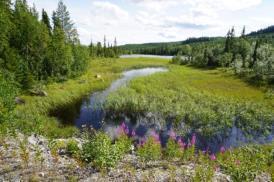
[122, 26, 274, 85]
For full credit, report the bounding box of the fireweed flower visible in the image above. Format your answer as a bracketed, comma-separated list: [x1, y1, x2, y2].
[131, 130, 136, 137]
[191, 133, 196, 146]
[168, 129, 176, 140]
[177, 137, 186, 149]
[151, 130, 160, 143]
[210, 154, 216, 161]
[220, 146, 226, 154]
[125, 128, 129, 135]
[121, 122, 126, 130]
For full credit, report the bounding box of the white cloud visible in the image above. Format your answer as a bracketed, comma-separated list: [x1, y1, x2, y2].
[92, 1, 128, 19]
[26, 0, 269, 45]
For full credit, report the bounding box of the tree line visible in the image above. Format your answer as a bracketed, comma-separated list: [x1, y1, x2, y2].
[172, 27, 274, 84]
[0, 0, 120, 90]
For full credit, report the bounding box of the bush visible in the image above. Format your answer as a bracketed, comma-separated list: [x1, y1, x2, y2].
[82, 132, 121, 169]
[0, 71, 18, 123]
[218, 144, 273, 181]
[114, 134, 132, 156]
[171, 54, 182, 65]
[193, 164, 214, 182]
[164, 139, 183, 160]
[137, 137, 162, 161]
[67, 139, 80, 156]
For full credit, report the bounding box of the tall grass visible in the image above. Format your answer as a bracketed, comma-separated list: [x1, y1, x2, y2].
[105, 65, 274, 137]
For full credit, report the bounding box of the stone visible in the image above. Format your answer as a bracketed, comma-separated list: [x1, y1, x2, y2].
[39, 172, 45, 177]
[15, 97, 25, 105]
[29, 89, 48, 97]
[95, 74, 102, 79]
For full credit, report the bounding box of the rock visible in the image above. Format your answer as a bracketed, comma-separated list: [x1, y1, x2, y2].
[58, 149, 66, 156]
[29, 89, 48, 97]
[95, 74, 102, 79]
[15, 97, 25, 105]
[39, 172, 45, 177]
[254, 173, 272, 182]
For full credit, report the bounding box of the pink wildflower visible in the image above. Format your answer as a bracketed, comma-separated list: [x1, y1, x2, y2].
[220, 146, 226, 154]
[151, 130, 160, 143]
[168, 129, 176, 140]
[210, 154, 216, 161]
[131, 130, 136, 137]
[191, 133, 196, 146]
[121, 122, 126, 130]
[177, 137, 186, 149]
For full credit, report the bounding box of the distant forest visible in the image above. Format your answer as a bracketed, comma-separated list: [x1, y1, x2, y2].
[121, 26, 274, 85]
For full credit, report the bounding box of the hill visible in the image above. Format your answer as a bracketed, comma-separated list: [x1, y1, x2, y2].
[120, 25, 274, 55]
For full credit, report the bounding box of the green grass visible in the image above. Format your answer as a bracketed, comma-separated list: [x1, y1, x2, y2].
[105, 64, 274, 137]
[1, 58, 168, 138]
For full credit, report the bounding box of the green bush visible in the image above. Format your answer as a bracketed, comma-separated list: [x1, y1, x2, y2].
[67, 139, 80, 156]
[137, 137, 162, 161]
[114, 134, 132, 156]
[193, 164, 214, 182]
[82, 132, 121, 169]
[164, 139, 183, 160]
[0, 71, 18, 123]
[218, 144, 273, 181]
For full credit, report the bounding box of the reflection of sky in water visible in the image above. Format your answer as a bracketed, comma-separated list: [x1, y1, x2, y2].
[74, 67, 168, 129]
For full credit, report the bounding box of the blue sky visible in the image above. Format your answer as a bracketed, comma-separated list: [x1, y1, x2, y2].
[27, 0, 274, 45]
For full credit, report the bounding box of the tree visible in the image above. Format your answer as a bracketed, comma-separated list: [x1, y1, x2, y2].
[224, 27, 235, 53]
[0, 0, 13, 64]
[42, 9, 52, 33]
[250, 41, 260, 69]
[241, 26, 246, 38]
[237, 39, 251, 68]
[55, 0, 78, 43]
[97, 42, 103, 57]
[47, 24, 72, 78]
[254, 44, 274, 79]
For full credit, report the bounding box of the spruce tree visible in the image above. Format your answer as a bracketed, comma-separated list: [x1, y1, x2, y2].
[42, 9, 52, 33]
[55, 0, 78, 43]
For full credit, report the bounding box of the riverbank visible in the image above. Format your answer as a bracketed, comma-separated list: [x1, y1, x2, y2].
[0, 58, 168, 138]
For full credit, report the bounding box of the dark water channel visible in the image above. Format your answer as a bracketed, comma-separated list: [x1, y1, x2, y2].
[51, 67, 273, 153]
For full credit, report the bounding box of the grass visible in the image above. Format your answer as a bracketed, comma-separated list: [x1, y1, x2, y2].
[1, 58, 168, 138]
[105, 64, 274, 137]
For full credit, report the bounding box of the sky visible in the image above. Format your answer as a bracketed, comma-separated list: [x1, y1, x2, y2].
[26, 0, 274, 45]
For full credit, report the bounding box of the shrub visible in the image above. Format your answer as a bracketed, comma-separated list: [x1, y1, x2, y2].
[218, 145, 273, 181]
[137, 137, 162, 161]
[164, 139, 183, 160]
[193, 164, 214, 182]
[114, 134, 132, 156]
[67, 139, 80, 156]
[82, 132, 121, 169]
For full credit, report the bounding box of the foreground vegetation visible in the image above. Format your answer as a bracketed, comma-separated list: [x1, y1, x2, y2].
[1, 125, 273, 181]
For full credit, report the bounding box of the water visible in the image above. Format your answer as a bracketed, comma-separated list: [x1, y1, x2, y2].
[51, 66, 273, 153]
[51, 67, 168, 129]
[120, 54, 173, 59]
